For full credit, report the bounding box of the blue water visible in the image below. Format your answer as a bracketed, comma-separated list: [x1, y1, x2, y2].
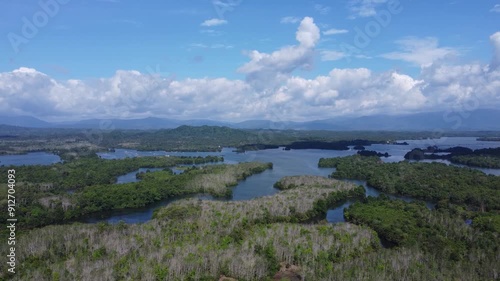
[325, 179, 436, 223]
[3, 137, 499, 224]
[89, 137, 499, 224]
[98, 149, 225, 160]
[116, 168, 164, 184]
[83, 194, 215, 224]
[0, 152, 61, 166]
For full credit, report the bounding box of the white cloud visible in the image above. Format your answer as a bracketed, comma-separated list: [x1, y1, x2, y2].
[1, 21, 499, 122]
[200, 29, 224, 36]
[490, 32, 500, 69]
[238, 17, 320, 90]
[323, 28, 349, 35]
[348, 0, 388, 18]
[381, 37, 459, 67]
[314, 4, 331, 15]
[320, 50, 346, 61]
[280, 16, 301, 24]
[189, 43, 233, 49]
[491, 4, 500, 13]
[201, 18, 227, 27]
[295, 17, 320, 48]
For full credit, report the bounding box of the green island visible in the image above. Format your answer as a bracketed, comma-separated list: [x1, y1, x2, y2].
[2, 170, 498, 280]
[2, 177, 371, 280]
[344, 197, 499, 279]
[3, 124, 500, 156]
[319, 155, 500, 210]
[0, 157, 273, 230]
[404, 146, 500, 169]
[451, 154, 500, 169]
[0, 126, 499, 280]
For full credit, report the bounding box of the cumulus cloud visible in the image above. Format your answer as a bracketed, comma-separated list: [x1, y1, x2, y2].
[295, 17, 321, 48]
[238, 17, 320, 90]
[201, 18, 227, 27]
[1, 19, 499, 122]
[491, 4, 500, 13]
[490, 32, 500, 70]
[269, 68, 426, 119]
[381, 37, 459, 67]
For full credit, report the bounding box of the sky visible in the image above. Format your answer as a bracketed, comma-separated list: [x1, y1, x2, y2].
[0, 0, 499, 122]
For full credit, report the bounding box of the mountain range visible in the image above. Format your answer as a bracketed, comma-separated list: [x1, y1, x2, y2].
[1, 109, 499, 131]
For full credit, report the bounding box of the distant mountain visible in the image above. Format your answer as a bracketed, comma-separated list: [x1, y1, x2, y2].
[0, 115, 51, 128]
[1, 109, 499, 131]
[328, 109, 500, 131]
[53, 117, 180, 130]
[234, 120, 300, 130]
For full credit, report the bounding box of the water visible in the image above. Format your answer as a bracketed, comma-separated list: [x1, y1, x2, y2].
[83, 194, 215, 224]
[4, 137, 498, 224]
[0, 152, 61, 166]
[418, 159, 500, 176]
[116, 168, 164, 184]
[368, 137, 500, 163]
[98, 148, 224, 160]
[91, 137, 499, 224]
[223, 148, 353, 200]
[325, 179, 436, 223]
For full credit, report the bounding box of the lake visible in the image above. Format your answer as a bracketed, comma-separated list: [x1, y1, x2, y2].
[3, 137, 499, 224]
[0, 152, 61, 166]
[90, 137, 497, 224]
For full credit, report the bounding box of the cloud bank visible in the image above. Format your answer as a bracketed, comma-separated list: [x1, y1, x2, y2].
[0, 18, 499, 122]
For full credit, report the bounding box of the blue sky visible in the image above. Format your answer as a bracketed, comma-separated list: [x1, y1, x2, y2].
[0, 0, 499, 121]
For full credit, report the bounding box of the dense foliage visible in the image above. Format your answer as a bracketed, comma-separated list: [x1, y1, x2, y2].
[0, 156, 258, 230]
[0, 155, 223, 190]
[319, 155, 500, 211]
[3, 124, 500, 155]
[1, 180, 375, 280]
[404, 146, 500, 168]
[345, 197, 499, 279]
[74, 162, 273, 217]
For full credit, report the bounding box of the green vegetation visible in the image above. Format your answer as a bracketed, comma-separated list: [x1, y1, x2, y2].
[319, 155, 500, 211]
[2, 127, 500, 280]
[451, 154, 500, 168]
[404, 146, 500, 168]
[319, 155, 500, 279]
[75, 162, 273, 217]
[3, 124, 500, 155]
[344, 197, 499, 280]
[1, 157, 276, 230]
[0, 155, 223, 190]
[274, 175, 357, 190]
[0, 180, 375, 280]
